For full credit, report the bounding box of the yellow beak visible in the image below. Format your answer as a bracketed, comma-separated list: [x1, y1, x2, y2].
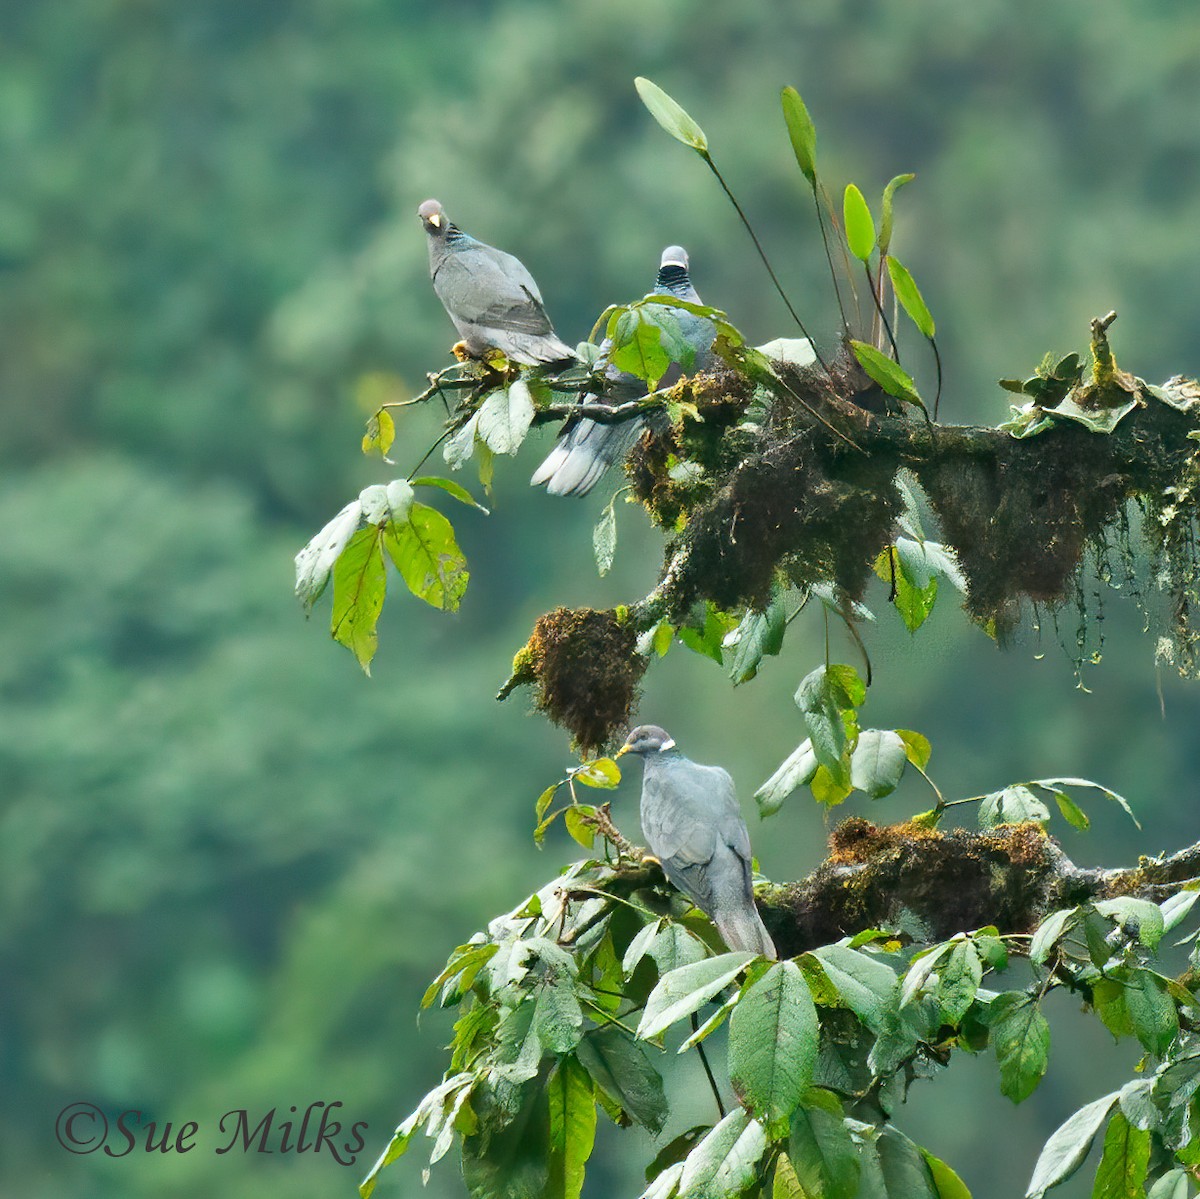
[615, 745, 630, 758]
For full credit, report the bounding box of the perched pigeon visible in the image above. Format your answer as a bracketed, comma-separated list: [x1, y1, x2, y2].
[417, 198, 576, 366]
[530, 246, 715, 497]
[617, 724, 777, 958]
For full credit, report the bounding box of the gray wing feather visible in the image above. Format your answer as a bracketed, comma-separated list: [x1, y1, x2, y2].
[434, 245, 555, 336]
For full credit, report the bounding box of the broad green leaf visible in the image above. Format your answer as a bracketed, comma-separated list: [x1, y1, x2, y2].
[476, 380, 536, 455]
[594, 502, 617, 577]
[1146, 1170, 1189, 1199]
[535, 783, 559, 823]
[843, 185, 876, 263]
[679, 994, 738, 1052]
[443, 410, 481, 469]
[532, 976, 585, 1055]
[728, 961, 819, 1135]
[295, 498, 362, 608]
[1093, 978, 1134, 1039]
[641, 1161, 685, 1199]
[788, 1089, 860, 1199]
[897, 729, 932, 771]
[979, 785, 1050, 828]
[1161, 890, 1200, 934]
[638, 953, 754, 1041]
[1091, 1111, 1150, 1199]
[410, 475, 490, 512]
[1125, 969, 1178, 1057]
[677, 1109, 768, 1199]
[362, 407, 396, 457]
[331, 525, 386, 671]
[810, 763, 854, 808]
[421, 941, 499, 1009]
[384, 501, 469, 611]
[773, 1152, 805, 1199]
[808, 945, 897, 1035]
[795, 665, 862, 786]
[922, 1149, 972, 1199]
[874, 1126, 941, 1199]
[1117, 1080, 1159, 1132]
[900, 942, 953, 1009]
[728, 597, 788, 685]
[937, 940, 983, 1026]
[781, 87, 818, 185]
[461, 1077, 550, 1199]
[634, 77, 709, 153]
[563, 806, 596, 849]
[1031, 777, 1140, 829]
[547, 1055, 597, 1199]
[610, 308, 673, 387]
[850, 729, 908, 799]
[576, 1026, 668, 1135]
[755, 740, 818, 817]
[887, 257, 936, 339]
[878, 174, 915, 257]
[988, 991, 1050, 1103]
[850, 340, 925, 409]
[679, 603, 735, 664]
[1054, 790, 1091, 830]
[647, 923, 711, 976]
[1030, 908, 1079, 965]
[1094, 898, 1165, 950]
[1026, 1093, 1119, 1199]
[573, 758, 621, 789]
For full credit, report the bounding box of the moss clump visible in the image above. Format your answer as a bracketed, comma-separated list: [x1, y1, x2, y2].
[509, 607, 645, 755]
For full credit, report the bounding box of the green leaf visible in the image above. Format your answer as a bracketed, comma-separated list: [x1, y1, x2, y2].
[878, 174, 915, 257]
[547, 1055, 597, 1199]
[677, 1109, 768, 1199]
[535, 783, 560, 823]
[988, 991, 1050, 1103]
[610, 308, 673, 388]
[1094, 898, 1165, 950]
[646, 923, 711, 975]
[886, 257, 936, 339]
[576, 1026, 668, 1135]
[1032, 778, 1141, 830]
[810, 764, 854, 808]
[850, 729, 908, 799]
[787, 1089, 860, 1199]
[755, 740, 818, 817]
[679, 603, 735, 665]
[900, 942, 953, 1009]
[1053, 790, 1091, 830]
[594, 501, 617, 577]
[573, 758, 621, 789]
[850, 340, 925, 409]
[843, 185, 876, 263]
[772, 1152, 805, 1199]
[808, 945, 898, 1035]
[1146, 1170, 1189, 1199]
[410, 475, 490, 513]
[781, 87, 818, 186]
[728, 961, 819, 1135]
[384, 501, 469, 612]
[1161, 890, 1200, 934]
[1125, 969, 1179, 1057]
[634, 77, 709, 153]
[637, 952, 754, 1041]
[1030, 908, 1079, 965]
[295, 498, 362, 608]
[421, 941, 499, 1008]
[331, 525, 387, 672]
[1027, 1093, 1119, 1199]
[443, 409, 481, 469]
[873, 1126, 941, 1199]
[937, 940, 983, 1026]
[896, 729, 932, 771]
[461, 1077, 550, 1199]
[641, 1161, 685, 1199]
[728, 597, 788, 685]
[1117, 1080, 1158, 1133]
[362, 407, 396, 457]
[1091, 1111, 1150, 1199]
[795, 665, 863, 787]
[532, 975, 585, 1055]
[922, 1149, 973, 1199]
[563, 806, 596, 849]
[978, 785, 1050, 828]
[476, 380, 536, 456]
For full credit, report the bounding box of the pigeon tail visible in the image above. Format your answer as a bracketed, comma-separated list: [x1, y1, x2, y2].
[534, 416, 646, 496]
[713, 906, 777, 960]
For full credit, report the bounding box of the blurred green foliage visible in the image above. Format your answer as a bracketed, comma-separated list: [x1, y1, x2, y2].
[4, 1, 1200, 1196]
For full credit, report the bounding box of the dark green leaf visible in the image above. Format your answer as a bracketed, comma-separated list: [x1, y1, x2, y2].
[878, 175, 915, 257]
[729, 597, 788, 685]
[1125, 969, 1178, 1057]
[937, 940, 983, 1026]
[874, 1126, 940, 1199]
[843, 185, 876, 263]
[886, 257, 936, 339]
[634, 77, 709, 153]
[1030, 908, 1080, 965]
[593, 502, 617, 577]
[532, 976, 584, 1055]
[781, 87, 818, 186]
[988, 991, 1050, 1103]
[576, 1027, 668, 1135]
[850, 340, 925, 409]
[384, 501, 469, 612]
[1091, 1111, 1150, 1199]
[410, 475, 490, 512]
[461, 1076, 551, 1199]
[1117, 1080, 1159, 1132]
[1026, 1093, 1119, 1199]
[978, 785, 1050, 828]
[808, 945, 898, 1035]
[728, 961, 819, 1135]
[331, 525, 387, 672]
[637, 952, 754, 1040]
[1094, 898, 1165, 949]
[788, 1089, 860, 1199]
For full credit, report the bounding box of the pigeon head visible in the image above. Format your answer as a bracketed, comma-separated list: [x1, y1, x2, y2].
[616, 725, 678, 758]
[656, 246, 691, 292]
[418, 199, 449, 237]
[659, 246, 689, 270]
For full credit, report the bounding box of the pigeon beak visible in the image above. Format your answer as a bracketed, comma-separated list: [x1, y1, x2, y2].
[615, 745, 631, 758]
[428, 213, 442, 229]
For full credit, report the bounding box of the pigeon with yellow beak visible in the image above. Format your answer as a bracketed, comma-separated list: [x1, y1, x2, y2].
[417, 199, 576, 366]
[617, 725, 776, 958]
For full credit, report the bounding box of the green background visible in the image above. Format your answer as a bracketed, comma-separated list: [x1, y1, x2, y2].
[4, 1, 1200, 1195]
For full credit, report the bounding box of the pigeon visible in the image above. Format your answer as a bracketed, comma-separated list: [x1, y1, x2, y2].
[530, 246, 715, 497]
[417, 198, 576, 366]
[617, 724, 777, 958]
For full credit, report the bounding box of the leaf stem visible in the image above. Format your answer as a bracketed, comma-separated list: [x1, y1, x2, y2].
[691, 1011, 727, 1119]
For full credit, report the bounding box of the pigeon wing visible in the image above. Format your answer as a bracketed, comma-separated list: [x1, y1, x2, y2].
[435, 244, 556, 336]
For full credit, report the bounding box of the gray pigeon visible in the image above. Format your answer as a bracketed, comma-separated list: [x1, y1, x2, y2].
[617, 724, 777, 958]
[530, 246, 715, 497]
[417, 198, 576, 366]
